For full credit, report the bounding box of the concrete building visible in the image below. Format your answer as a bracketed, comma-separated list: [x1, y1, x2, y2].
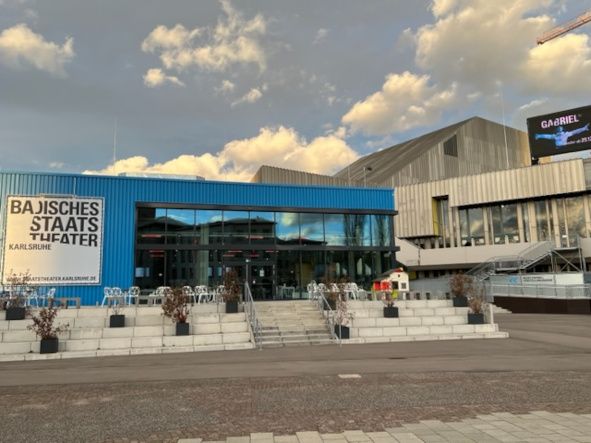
[254, 117, 591, 279]
[0, 172, 396, 305]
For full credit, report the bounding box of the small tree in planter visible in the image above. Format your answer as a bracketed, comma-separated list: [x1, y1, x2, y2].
[109, 300, 125, 328]
[333, 295, 353, 339]
[449, 272, 473, 307]
[382, 292, 399, 318]
[468, 284, 486, 324]
[28, 304, 69, 354]
[162, 288, 191, 335]
[323, 279, 347, 310]
[222, 270, 241, 314]
[4, 269, 33, 320]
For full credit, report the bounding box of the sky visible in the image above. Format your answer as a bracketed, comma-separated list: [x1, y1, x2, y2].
[1, 0, 591, 181]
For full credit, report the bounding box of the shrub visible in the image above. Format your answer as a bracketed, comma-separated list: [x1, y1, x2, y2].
[4, 269, 35, 309]
[449, 272, 474, 298]
[222, 270, 241, 302]
[28, 305, 69, 340]
[469, 284, 486, 314]
[162, 287, 191, 324]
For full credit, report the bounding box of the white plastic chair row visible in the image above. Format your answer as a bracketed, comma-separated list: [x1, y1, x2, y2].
[102, 286, 142, 306]
[24, 287, 56, 307]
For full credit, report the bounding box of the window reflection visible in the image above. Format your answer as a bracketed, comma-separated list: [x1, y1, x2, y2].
[276, 212, 300, 244]
[468, 207, 485, 245]
[196, 210, 222, 245]
[344, 214, 371, 246]
[134, 206, 396, 294]
[371, 215, 392, 246]
[502, 204, 519, 243]
[535, 200, 552, 242]
[249, 211, 275, 244]
[223, 210, 250, 244]
[166, 209, 195, 245]
[325, 214, 346, 246]
[300, 213, 324, 244]
[490, 206, 504, 244]
[563, 196, 586, 246]
[137, 207, 167, 245]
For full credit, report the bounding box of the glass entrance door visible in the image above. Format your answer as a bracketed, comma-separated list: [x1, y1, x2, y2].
[224, 261, 275, 301]
[250, 263, 274, 300]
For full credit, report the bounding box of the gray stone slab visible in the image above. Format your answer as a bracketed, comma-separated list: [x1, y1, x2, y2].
[296, 431, 323, 443]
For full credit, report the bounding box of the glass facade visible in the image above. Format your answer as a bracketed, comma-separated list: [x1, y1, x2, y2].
[459, 207, 484, 246]
[422, 196, 591, 250]
[135, 206, 395, 299]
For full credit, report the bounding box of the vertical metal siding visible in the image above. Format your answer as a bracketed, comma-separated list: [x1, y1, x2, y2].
[395, 159, 586, 238]
[0, 172, 394, 305]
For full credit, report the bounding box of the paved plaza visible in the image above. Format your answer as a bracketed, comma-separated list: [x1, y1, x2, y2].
[180, 411, 591, 443]
[0, 314, 589, 443]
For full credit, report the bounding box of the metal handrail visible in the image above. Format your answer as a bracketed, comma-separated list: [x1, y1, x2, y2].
[312, 292, 340, 345]
[486, 282, 591, 300]
[243, 283, 263, 349]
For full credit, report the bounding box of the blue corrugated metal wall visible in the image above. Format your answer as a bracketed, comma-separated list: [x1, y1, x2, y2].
[0, 172, 395, 305]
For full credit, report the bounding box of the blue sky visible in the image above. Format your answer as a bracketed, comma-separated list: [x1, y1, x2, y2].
[1, 0, 591, 179]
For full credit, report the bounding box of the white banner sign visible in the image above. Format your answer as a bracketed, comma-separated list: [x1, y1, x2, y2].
[2, 196, 104, 285]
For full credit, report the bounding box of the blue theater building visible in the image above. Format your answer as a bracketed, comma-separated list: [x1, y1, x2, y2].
[0, 172, 397, 305]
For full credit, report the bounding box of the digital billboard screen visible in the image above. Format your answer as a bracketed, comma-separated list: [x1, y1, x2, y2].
[527, 105, 591, 161]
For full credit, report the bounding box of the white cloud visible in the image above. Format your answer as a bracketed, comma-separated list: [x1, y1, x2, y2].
[84, 126, 359, 181]
[342, 71, 457, 135]
[414, 0, 553, 92]
[143, 68, 185, 88]
[517, 98, 549, 113]
[413, 0, 591, 98]
[141, 0, 267, 76]
[522, 33, 591, 94]
[340, 0, 591, 138]
[313, 28, 329, 45]
[231, 87, 263, 107]
[0, 23, 74, 77]
[216, 79, 236, 94]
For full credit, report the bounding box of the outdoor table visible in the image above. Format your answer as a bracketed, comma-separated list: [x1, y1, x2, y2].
[53, 297, 81, 309]
[135, 294, 164, 306]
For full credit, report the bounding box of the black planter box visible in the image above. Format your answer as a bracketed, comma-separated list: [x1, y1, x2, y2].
[109, 314, 125, 328]
[225, 300, 238, 313]
[453, 296, 468, 307]
[5, 307, 26, 321]
[176, 322, 190, 336]
[324, 299, 336, 310]
[40, 338, 59, 354]
[468, 313, 485, 324]
[383, 306, 399, 318]
[334, 324, 350, 339]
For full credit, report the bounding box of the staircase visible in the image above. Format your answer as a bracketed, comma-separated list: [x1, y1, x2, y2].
[255, 301, 333, 348]
[0, 305, 253, 361]
[346, 300, 508, 343]
[467, 241, 556, 282]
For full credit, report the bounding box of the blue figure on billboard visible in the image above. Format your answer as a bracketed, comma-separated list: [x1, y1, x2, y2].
[535, 123, 590, 147]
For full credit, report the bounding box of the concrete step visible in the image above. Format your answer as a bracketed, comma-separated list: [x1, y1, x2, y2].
[351, 323, 499, 339]
[344, 331, 509, 344]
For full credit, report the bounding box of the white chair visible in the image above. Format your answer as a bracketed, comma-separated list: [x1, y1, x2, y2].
[126, 286, 140, 305]
[150, 286, 170, 305]
[44, 287, 56, 307]
[195, 285, 209, 303]
[25, 288, 39, 307]
[182, 286, 197, 304]
[345, 283, 359, 300]
[101, 287, 113, 307]
[213, 285, 225, 303]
